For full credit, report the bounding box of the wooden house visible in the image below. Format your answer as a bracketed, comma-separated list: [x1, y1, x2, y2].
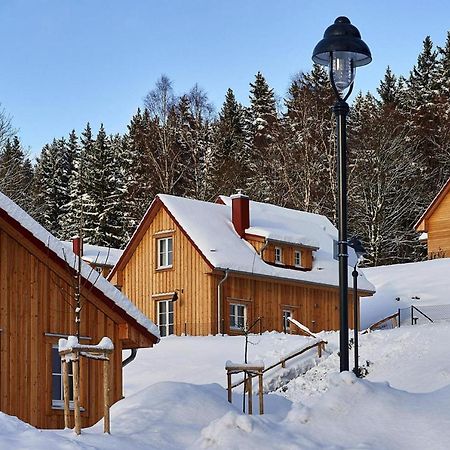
[0, 192, 159, 429]
[67, 237, 123, 277]
[415, 177, 450, 258]
[109, 193, 375, 336]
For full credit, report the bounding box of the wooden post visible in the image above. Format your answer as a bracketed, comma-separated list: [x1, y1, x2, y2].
[62, 359, 70, 429]
[318, 342, 322, 358]
[72, 356, 81, 435]
[227, 372, 232, 403]
[103, 357, 111, 434]
[281, 360, 286, 368]
[258, 372, 264, 415]
[247, 374, 252, 415]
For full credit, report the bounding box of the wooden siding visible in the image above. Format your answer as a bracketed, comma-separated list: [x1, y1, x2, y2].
[0, 215, 152, 429]
[113, 205, 216, 336]
[427, 191, 450, 257]
[219, 274, 356, 334]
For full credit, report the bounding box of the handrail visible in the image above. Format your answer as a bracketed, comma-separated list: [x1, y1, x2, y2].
[412, 305, 434, 323]
[363, 312, 400, 334]
[230, 340, 326, 389]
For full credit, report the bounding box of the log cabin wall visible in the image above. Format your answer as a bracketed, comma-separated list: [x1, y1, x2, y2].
[114, 206, 216, 336]
[0, 214, 137, 429]
[426, 193, 450, 258]
[219, 274, 356, 334]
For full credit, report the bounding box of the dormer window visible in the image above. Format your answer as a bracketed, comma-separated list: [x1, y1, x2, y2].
[294, 250, 302, 267]
[275, 247, 283, 264]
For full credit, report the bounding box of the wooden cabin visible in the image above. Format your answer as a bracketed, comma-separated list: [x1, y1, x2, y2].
[109, 193, 375, 336]
[0, 192, 159, 429]
[415, 177, 450, 259]
[67, 237, 123, 278]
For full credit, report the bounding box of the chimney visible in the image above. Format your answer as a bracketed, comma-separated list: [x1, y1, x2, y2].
[72, 236, 83, 257]
[231, 191, 250, 238]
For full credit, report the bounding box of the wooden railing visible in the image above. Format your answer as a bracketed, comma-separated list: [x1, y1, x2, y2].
[362, 312, 400, 334]
[230, 340, 327, 389]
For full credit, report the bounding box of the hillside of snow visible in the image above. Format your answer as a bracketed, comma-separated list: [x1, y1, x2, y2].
[361, 258, 450, 328]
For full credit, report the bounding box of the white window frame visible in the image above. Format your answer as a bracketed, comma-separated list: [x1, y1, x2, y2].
[229, 303, 247, 331]
[158, 299, 174, 337]
[294, 250, 302, 267]
[51, 345, 74, 409]
[282, 309, 292, 332]
[157, 237, 173, 269]
[274, 247, 283, 264]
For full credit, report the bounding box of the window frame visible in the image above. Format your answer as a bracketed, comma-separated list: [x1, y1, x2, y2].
[157, 299, 175, 337]
[274, 246, 283, 264]
[294, 250, 302, 268]
[157, 236, 174, 269]
[51, 345, 74, 409]
[282, 309, 292, 333]
[229, 303, 247, 331]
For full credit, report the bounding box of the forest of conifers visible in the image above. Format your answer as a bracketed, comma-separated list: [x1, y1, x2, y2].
[1, 33, 450, 266]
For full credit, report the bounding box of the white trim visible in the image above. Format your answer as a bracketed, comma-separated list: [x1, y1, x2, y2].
[294, 250, 302, 268]
[157, 237, 173, 269]
[151, 292, 176, 299]
[274, 246, 283, 264]
[229, 303, 247, 330]
[154, 229, 176, 236]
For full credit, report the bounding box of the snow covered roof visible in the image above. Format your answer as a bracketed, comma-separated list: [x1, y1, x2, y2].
[0, 191, 160, 340]
[62, 242, 123, 266]
[146, 194, 374, 292]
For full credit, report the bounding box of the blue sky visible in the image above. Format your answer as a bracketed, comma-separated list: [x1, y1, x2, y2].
[0, 0, 449, 157]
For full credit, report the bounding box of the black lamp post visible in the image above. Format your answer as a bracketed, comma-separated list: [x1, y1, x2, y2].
[312, 17, 371, 372]
[348, 236, 366, 376]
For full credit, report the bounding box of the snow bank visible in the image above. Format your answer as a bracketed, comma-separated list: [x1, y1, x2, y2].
[361, 258, 450, 328]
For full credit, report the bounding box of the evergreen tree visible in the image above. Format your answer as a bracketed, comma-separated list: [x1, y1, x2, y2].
[0, 136, 34, 212]
[211, 88, 248, 195]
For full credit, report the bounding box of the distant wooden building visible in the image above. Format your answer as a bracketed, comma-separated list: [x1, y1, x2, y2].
[109, 193, 375, 336]
[0, 192, 159, 429]
[67, 238, 123, 277]
[415, 177, 450, 258]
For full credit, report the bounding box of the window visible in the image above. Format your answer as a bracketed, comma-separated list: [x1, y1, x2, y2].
[158, 300, 174, 336]
[52, 346, 73, 408]
[282, 310, 292, 332]
[333, 240, 339, 260]
[157, 237, 173, 269]
[294, 250, 302, 267]
[229, 303, 247, 330]
[274, 247, 283, 264]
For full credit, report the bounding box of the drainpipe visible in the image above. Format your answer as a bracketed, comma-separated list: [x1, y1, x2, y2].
[217, 269, 229, 335]
[122, 348, 137, 368]
[258, 238, 269, 259]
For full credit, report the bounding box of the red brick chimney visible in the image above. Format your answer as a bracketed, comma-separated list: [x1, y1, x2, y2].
[72, 236, 83, 257]
[231, 191, 250, 238]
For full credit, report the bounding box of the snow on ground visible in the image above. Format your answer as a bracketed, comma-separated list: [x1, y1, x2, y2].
[4, 259, 450, 449]
[123, 332, 321, 396]
[361, 258, 450, 328]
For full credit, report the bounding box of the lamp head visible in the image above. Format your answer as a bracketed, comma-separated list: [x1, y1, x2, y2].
[312, 17, 371, 94]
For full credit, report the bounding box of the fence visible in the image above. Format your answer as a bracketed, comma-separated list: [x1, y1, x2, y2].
[398, 304, 450, 326]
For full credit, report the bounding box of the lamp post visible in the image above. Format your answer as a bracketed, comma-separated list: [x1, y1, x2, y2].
[348, 236, 366, 376]
[312, 17, 371, 372]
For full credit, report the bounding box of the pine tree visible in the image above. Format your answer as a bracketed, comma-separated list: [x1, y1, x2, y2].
[245, 72, 280, 201]
[211, 88, 248, 195]
[0, 136, 34, 212]
[377, 66, 406, 108]
[83, 124, 123, 246]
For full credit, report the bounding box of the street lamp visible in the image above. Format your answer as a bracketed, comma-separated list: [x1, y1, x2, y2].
[348, 236, 366, 376]
[312, 17, 371, 372]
